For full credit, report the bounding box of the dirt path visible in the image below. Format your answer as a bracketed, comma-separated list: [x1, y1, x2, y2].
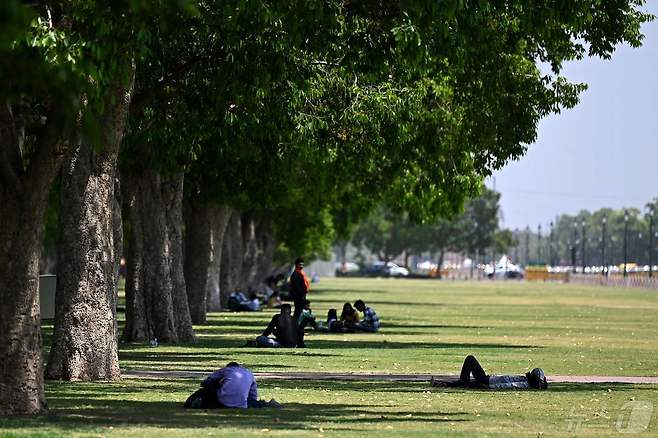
[122, 370, 658, 384]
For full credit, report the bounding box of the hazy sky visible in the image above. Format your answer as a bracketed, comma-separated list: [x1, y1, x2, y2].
[490, 4, 658, 231]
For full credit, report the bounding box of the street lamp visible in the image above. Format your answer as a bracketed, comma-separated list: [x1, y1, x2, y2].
[525, 226, 530, 267]
[549, 221, 554, 267]
[572, 221, 578, 273]
[623, 210, 629, 278]
[649, 205, 655, 279]
[601, 216, 607, 276]
[581, 219, 586, 273]
[537, 224, 542, 265]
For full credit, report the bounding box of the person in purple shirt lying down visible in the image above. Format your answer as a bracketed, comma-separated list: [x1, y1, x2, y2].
[184, 362, 283, 409]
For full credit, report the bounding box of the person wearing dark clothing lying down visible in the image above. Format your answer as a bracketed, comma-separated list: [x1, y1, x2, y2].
[256, 304, 299, 347]
[184, 362, 282, 409]
[431, 355, 548, 390]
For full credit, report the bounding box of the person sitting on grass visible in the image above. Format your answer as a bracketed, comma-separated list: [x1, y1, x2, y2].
[318, 308, 350, 333]
[255, 304, 299, 348]
[184, 362, 282, 409]
[431, 355, 548, 390]
[353, 299, 380, 332]
[340, 302, 360, 330]
[298, 300, 317, 331]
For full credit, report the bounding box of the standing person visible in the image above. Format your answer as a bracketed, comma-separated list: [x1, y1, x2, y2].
[354, 299, 380, 332]
[254, 304, 299, 347]
[290, 257, 310, 320]
[184, 362, 283, 408]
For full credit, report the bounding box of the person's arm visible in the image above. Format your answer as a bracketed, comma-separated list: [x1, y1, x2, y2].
[262, 315, 278, 337]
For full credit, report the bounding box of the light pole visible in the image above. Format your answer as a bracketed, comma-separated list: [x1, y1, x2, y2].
[572, 221, 578, 273]
[525, 226, 530, 267]
[601, 215, 607, 276]
[623, 210, 629, 278]
[537, 224, 542, 265]
[549, 221, 554, 267]
[581, 219, 586, 273]
[649, 205, 655, 279]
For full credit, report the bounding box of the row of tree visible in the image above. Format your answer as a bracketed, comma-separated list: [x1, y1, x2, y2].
[349, 188, 512, 271]
[514, 201, 658, 267]
[0, 0, 651, 416]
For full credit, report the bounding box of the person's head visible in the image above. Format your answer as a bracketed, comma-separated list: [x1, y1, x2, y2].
[280, 303, 292, 315]
[354, 300, 366, 311]
[526, 368, 548, 390]
[294, 257, 304, 269]
[342, 302, 354, 313]
[327, 309, 338, 320]
[226, 361, 240, 368]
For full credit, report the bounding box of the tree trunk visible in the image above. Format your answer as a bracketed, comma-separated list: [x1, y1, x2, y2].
[0, 103, 75, 413]
[253, 217, 277, 284]
[122, 176, 149, 341]
[46, 71, 134, 381]
[220, 211, 244, 305]
[436, 249, 445, 279]
[122, 170, 195, 343]
[162, 176, 195, 342]
[206, 204, 231, 312]
[0, 199, 48, 414]
[240, 215, 259, 288]
[184, 200, 211, 323]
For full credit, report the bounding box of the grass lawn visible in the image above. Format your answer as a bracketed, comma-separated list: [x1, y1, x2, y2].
[2, 278, 658, 437]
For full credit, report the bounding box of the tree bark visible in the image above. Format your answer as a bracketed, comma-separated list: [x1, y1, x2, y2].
[184, 201, 211, 323]
[162, 176, 195, 342]
[46, 69, 134, 381]
[205, 204, 231, 312]
[220, 211, 244, 305]
[0, 199, 48, 414]
[0, 102, 74, 414]
[240, 215, 259, 287]
[253, 216, 277, 284]
[122, 170, 195, 343]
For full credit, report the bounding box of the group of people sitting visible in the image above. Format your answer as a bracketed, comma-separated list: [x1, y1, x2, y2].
[248, 299, 380, 348]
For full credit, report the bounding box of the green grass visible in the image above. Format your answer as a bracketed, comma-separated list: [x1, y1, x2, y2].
[3, 278, 658, 437]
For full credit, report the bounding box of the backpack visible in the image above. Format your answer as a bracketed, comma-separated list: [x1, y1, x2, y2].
[526, 368, 548, 389]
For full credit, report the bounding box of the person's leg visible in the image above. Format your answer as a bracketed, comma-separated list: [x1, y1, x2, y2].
[256, 335, 280, 347]
[459, 355, 488, 386]
[354, 322, 377, 333]
[292, 298, 304, 320]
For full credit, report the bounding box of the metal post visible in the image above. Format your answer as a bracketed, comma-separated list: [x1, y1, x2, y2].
[525, 226, 530, 267]
[581, 220, 586, 273]
[623, 210, 629, 278]
[572, 221, 578, 273]
[537, 224, 542, 265]
[601, 216, 607, 276]
[549, 221, 554, 267]
[649, 206, 654, 279]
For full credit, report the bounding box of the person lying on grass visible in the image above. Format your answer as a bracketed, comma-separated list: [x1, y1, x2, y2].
[431, 355, 548, 390]
[184, 362, 282, 409]
[353, 299, 380, 332]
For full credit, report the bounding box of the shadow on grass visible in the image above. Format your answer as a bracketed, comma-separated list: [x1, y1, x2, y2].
[306, 339, 540, 350]
[0, 379, 467, 433]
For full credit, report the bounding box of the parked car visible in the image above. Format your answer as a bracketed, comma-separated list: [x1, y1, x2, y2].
[362, 261, 409, 278]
